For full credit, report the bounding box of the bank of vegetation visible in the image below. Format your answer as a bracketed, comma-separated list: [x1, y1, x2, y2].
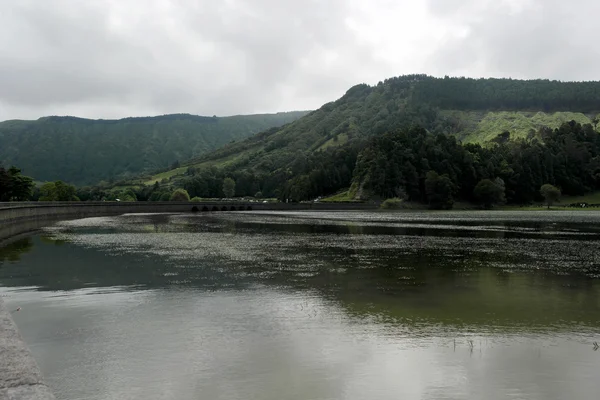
[2, 75, 600, 209]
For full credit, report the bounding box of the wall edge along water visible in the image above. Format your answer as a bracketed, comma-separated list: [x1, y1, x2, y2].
[0, 298, 56, 399]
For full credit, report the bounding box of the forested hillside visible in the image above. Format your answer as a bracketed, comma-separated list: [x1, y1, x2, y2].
[411, 76, 600, 112]
[0, 111, 307, 184]
[351, 122, 600, 207]
[126, 75, 600, 206]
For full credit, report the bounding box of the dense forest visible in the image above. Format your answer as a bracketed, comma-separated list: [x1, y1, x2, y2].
[352, 121, 600, 207]
[0, 111, 307, 185]
[409, 75, 600, 113]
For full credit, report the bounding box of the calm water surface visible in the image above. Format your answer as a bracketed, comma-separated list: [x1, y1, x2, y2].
[1, 210, 600, 400]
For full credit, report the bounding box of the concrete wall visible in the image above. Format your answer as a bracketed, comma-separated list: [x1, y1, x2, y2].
[0, 299, 56, 399]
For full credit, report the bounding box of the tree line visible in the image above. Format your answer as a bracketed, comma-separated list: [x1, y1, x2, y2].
[2, 121, 599, 209]
[402, 75, 600, 113]
[352, 121, 600, 208]
[130, 119, 600, 208]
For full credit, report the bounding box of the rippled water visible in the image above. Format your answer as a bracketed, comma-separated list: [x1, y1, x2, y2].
[1, 210, 600, 400]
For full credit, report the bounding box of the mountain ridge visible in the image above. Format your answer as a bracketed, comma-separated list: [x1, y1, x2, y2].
[1, 111, 308, 124]
[123, 75, 600, 206]
[0, 111, 308, 185]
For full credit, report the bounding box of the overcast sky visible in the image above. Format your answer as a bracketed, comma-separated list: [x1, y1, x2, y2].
[0, 0, 598, 120]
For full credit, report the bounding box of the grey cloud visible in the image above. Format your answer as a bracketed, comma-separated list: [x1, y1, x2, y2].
[425, 0, 480, 17]
[0, 1, 154, 104]
[426, 0, 600, 80]
[0, 0, 381, 119]
[1, 0, 598, 120]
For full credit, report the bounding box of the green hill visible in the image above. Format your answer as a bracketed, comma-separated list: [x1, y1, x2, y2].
[133, 76, 600, 198]
[0, 111, 307, 185]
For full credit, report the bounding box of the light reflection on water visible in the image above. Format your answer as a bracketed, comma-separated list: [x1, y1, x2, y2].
[1, 210, 600, 400]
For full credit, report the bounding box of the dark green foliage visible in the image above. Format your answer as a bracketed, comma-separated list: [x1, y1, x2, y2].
[171, 141, 358, 202]
[425, 171, 455, 210]
[144, 182, 172, 202]
[473, 179, 506, 208]
[159, 192, 172, 201]
[0, 166, 34, 201]
[411, 76, 600, 112]
[493, 131, 511, 144]
[540, 184, 561, 208]
[182, 167, 225, 199]
[380, 198, 404, 209]
[39, 181, 79, 201]
[107, 188, 137, 202]
[0, 112, 307, 185]
[222, 178, 236, 198]
[350, 121, 600, 208]
[170, 188, 190, 201]
[352, 127, 465, 202]
[278, 145, 359, 202]
[75, 186, 107, 202]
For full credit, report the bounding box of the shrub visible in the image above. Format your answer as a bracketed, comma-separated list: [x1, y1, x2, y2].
[381, 198, 404, 209]
[159, 192, 172, 201]
[473, 178, 505, 208]
[540, 184, 561, 208]
[170, 188, 191, 201]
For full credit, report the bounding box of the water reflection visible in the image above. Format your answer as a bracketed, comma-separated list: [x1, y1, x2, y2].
[1, 211, 600, 400]
[0, 237, 34, 263]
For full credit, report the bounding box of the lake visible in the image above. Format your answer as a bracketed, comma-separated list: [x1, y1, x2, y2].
[1, 210, 600, 400]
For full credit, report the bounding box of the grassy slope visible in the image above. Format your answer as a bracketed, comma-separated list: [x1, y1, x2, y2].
[320, 191, 355, 202]
[445, 110, 596, 143]
[143, 152, 246, 185]
[318, 133, 349, 150]
[138, 94, 371, 184]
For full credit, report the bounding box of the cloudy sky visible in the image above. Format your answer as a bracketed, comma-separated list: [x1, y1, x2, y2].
[0, 0, 597, 120]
